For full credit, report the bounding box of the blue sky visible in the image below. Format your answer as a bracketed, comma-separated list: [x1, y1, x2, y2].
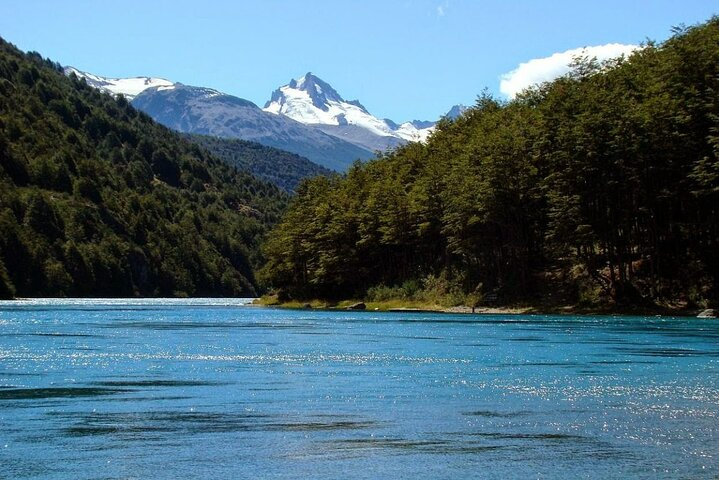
[1, 0, 716, 121]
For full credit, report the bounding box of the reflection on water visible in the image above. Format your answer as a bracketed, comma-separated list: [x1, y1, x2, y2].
[0, 299, 718, 479]
[61, 411, 379, 437]
[0, 386, 128, 400]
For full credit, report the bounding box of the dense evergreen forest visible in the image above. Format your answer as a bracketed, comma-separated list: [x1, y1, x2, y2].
[185, 134, 332, 192]
[0, 38, 289, 298]
[261, 19, 719, 310]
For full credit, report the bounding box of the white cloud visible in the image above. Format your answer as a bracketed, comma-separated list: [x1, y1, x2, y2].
[499, 43, 640, 99]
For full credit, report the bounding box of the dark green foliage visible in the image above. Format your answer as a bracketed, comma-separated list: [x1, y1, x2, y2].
[262, 18, 719, 308]
[186, 134, 332, 192]
[0, 37, 288, 297]
[0, 254, 15, 299]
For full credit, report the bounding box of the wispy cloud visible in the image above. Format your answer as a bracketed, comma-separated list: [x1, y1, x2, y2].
[436, 0, 449, 17]
[499, 43, 640, 98]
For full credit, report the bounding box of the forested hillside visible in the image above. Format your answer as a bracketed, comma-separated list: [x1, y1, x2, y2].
[261, 19, 719, 310]
[185, 134, 331, 192]
[0, 38, 288, 298]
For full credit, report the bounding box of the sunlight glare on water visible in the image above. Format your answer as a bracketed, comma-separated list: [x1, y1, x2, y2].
[0, 299, 718, 479]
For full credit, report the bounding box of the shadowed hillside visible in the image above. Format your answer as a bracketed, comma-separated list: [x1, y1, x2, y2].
[0, 38, 289, 298]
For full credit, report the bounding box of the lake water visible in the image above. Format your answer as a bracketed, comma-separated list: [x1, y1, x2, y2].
[1, 299, 718, 479]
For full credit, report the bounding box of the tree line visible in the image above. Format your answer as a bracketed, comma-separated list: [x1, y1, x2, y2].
[185, 133, 332, 193]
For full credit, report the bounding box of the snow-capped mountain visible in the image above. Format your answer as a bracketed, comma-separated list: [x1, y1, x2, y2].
[65, 67, 372, 170]
[264, 73, 435, 151]
[131, 84, 372, 171]
[64, 68, 463, 170]
[64, 66, 174, 100]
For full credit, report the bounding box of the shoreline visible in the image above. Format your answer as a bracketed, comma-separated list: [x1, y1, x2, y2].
[253, 297, 707, 318]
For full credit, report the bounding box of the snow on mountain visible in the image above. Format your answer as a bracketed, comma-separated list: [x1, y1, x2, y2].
[65, 68, 458, 151]
[64, 66, 175, 100]
[395, 121, 434, 142]
[63, 67, 372, 170]
[263, 73, 435, 149]
[63, 67, 461, 167]
[264, 72, 393, 136]
[130, 84, 373, 171]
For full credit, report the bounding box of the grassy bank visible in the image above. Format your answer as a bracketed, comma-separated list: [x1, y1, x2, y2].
[253, 294, 700, 316]
[254, 295, 450, 312]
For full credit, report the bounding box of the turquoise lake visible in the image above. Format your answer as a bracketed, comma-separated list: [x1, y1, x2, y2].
[0, 299, 718, 479]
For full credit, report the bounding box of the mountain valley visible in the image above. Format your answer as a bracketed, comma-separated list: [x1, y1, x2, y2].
[64, 67, 464, 170]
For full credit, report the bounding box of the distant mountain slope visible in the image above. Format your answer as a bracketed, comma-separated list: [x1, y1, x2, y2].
[184, 134, 332, 192]
[66, 68, 463, 171]
[66, 68, 373, 171]
[0, 38, 288, 298]
[264, 73, 435, 150]
[130, 84, 372, 171]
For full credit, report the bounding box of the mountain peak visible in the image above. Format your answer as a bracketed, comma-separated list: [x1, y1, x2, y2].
[265, 72, 344, 115]
[444, 104, 468, 120]
[263, 72, 437, 147]
[290, 72, 343, 108]
[298, 71, 315, 83]
[288, 72, 314, 86]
